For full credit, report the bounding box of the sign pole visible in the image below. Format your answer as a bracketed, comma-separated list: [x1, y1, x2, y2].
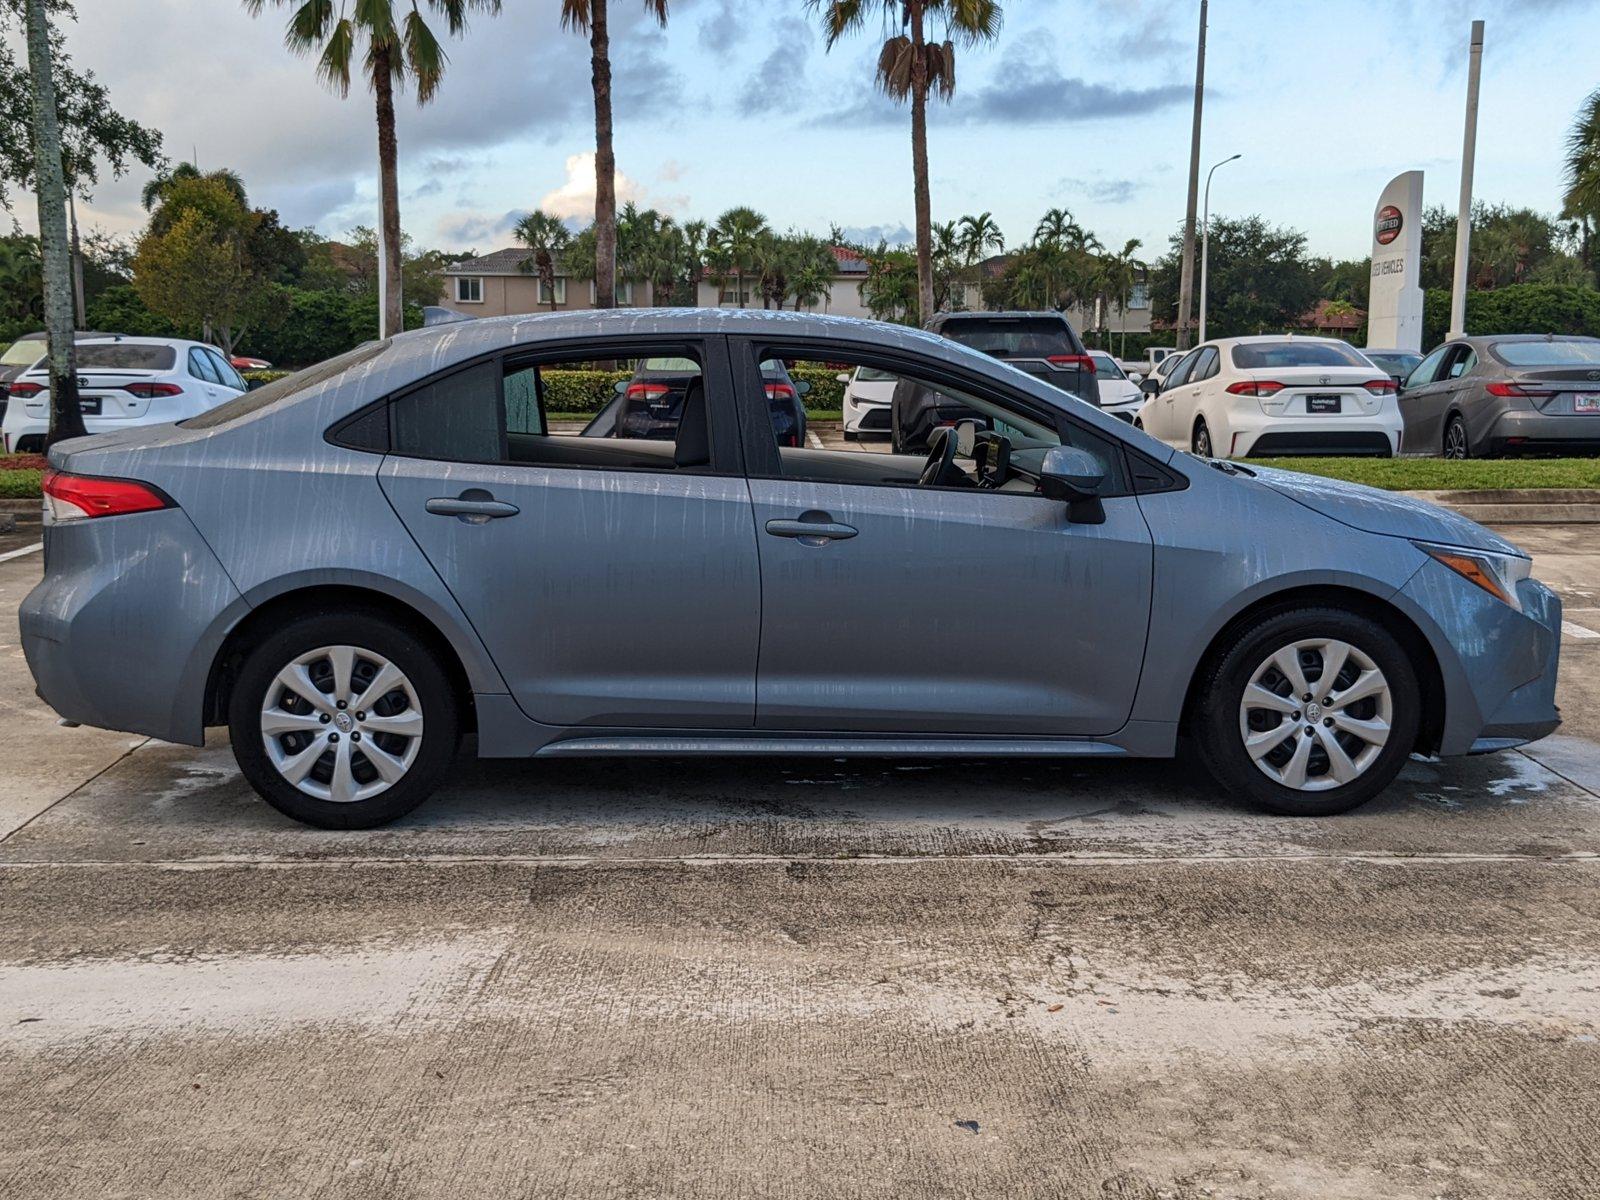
[1448, 20, 1484, 341]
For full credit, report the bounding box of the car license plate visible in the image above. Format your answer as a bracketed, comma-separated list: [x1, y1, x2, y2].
[78, 397, 101, 415]
[1305, 394, 1341, 414]
[1576, 392, 1600, 413]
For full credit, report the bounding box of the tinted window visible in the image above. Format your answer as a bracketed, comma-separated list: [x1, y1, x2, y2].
[856, 366, 899, 382]
[1191, 347, 1220, 381]
[938, 317, 1077, 358]
[1366, 352, 1422, 377]
[391, 361, 503, 463]
[188, 348, 220, 383]
[1444, 348, 1477, 380]
[78, 344, 177, 370]
[1, 339, 43, 367]
[1492, 339, 1600, 367]
[1089, 353, 1126, 380]
[182, 341, 390, 429]
[1230, 341, 1369, 369]
[1163, 350, 1200, 388]
[208, 349, 247, 391]
[1406, 345, 1449, 389]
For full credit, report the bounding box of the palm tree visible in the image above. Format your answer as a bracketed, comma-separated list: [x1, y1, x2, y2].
[1032, 206, 1076, 247]
[1562, 86, 1600, 269]
[245, 0, 502, 338]
[955, 211, 1003, 308]
[1101, 238, 1145, 358]
[513, 210, 572, 310]
[710, 206, 770, 308]
[141, 161, 247, 212]
[560, 0, 670, 310]
[810, 0, 1002, 325]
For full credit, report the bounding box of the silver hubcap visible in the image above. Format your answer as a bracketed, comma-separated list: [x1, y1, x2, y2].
[1237, 638, 1392, 792]
[260, 645, 423, 804]
[1195, 425, 1211, 456]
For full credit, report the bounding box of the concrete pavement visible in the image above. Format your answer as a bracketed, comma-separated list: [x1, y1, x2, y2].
[2, 529, 1599, 1199]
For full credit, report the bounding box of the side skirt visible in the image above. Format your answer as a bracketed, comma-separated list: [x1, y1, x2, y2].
[534, 736, 1130, 758]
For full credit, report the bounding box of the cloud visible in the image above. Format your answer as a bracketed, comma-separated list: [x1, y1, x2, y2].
[434, 208, 531, 247]
[740, 18, 811, 115]
[1074, 178, 1144, 205]
[696, 0, 747, 54]
[839, 223, 913, 246]
[535, 151, 687, 224]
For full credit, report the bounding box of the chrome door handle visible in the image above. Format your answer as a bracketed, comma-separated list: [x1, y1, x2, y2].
[426, 492, 520, 523]
[765, 518, 858, 543]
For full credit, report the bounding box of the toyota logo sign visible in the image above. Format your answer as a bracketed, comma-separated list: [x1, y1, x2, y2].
[1375, 205, 1404, 246]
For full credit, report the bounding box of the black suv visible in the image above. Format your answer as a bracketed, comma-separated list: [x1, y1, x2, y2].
[895, 312, 1097, 452]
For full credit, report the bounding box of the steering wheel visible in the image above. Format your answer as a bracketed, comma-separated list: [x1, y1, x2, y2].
[919, 426, 962, 487]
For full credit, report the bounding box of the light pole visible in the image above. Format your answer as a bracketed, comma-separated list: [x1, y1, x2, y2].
[1199, 152, 1240, 345]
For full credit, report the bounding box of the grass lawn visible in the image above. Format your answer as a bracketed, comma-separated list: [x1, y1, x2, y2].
[1247, 457, 1600, 491]
[0, 469, 42, 499]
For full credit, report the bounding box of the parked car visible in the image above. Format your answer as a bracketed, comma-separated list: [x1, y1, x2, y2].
[1137, 336, 1403, 458]
[21, 311, 1560, 829]
[1135, 349, 1185, 397]
[1088, 351, 1143, 422]
[1363, 348, 1423, 386]
[1398, 334, 1600, 459]
[583, 356, 808, 446]
[1, 336, 247, 454]
[839, 364, 899, 439]
[0, 329, 125, 419]
[898, 311, 1097, 451]
[1120, 345, 1178, 379]
[230, 355, 273, 371]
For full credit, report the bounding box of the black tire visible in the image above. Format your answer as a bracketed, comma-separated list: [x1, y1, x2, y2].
[229, 610, 459, 829]
[1444, 413, 1470, 460]
[1192, 418, 1213, 458]
[1192, 606, 1420, 817]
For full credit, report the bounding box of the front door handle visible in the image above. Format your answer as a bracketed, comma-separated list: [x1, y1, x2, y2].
[426, 489, 520, 524]
[765, 517, 858, 544]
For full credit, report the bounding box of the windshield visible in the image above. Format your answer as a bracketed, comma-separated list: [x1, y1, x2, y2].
[181, 341, 389, 429]
[1492, 339, 1600, 367]
[1089, 353, 1126, 380]
[940, 317, 1075, 358]
[76, 344, 177, 370]
[856, 365, 898, 382]
[1230, 341, 1369, 369]
[0, 339, 42, 367]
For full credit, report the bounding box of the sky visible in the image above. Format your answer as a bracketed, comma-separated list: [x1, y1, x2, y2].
[7, 0, 1598, 264]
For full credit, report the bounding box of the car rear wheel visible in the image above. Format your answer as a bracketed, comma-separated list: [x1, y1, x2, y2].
[229, 612, 459, 829]
[1192, 418, 1213, 458]
[1444, 414, 1470, 459]
[1193, 607, 1420, 816]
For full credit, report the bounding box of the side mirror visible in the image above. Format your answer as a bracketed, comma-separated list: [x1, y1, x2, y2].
[793, 380, 812, 397]
[1140, 376, 1162, 396]
[612, 379, 628, 395]
[835, 372, 851, 384]
[1040, 446, 1108, 524]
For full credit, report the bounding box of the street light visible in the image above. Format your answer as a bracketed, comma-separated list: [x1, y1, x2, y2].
[1198, 152, 1241, 345]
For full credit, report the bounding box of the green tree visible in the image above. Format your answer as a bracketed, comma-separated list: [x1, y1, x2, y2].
[709, 205, 770, 308]
[1149, 215, 1317, 338]
[1100, 237, 1145, 357]
[1563, 86, 1600, 271]
[141, 161, 246, 212]
[809, 0, 1002, 325]
[560, 0, 669, 311]
[514, 210, 572, 311]
[245, 0, 502, 339]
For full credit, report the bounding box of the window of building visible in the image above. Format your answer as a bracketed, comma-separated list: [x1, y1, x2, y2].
[455, 276, 483, 303]
[589, 280, 633, 306]
[538, 277, 567, 306]
[719, 285, 751, 306]
[1128, 282, 1149, 310]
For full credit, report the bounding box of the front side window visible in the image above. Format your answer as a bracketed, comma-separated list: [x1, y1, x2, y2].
[1406, 345, 1450, 389]
[456, 276, 483, 303]
[1445, 348, 1477, 380]
[1164, 349, 1200, 389]
[1191, 347, 1220, 382]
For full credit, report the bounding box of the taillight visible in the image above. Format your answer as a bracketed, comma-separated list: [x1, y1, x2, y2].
[1486, 382, 1553, 399]
[8, 381, 43, 399]
[765, 382, 796, 401]
[1362, 379, 1398, 395]
[121, 382, 183, 399]
[1226, 380, 1285, 396]
[625, 382, 670, 402]
[41, 469, 172, 522]
[1047, 354, 1096, 375]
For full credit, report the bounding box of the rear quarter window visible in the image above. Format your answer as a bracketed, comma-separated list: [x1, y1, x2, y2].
[181, 341, 391, 430]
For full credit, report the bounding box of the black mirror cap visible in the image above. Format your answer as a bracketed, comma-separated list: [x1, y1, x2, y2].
[1039, 446, 1107, 520]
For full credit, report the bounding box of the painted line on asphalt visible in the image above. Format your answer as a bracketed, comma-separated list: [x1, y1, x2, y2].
[806, 430, 825, 449]
[0, 542, 41, 564]
[1563, 620, 1600, 640]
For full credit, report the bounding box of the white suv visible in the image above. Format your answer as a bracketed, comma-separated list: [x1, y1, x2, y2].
[2, 337, 248, 454]
[1137, 335, 1402, 458]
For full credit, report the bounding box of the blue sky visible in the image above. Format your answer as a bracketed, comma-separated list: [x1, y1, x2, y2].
[21, 0, 1600, 263]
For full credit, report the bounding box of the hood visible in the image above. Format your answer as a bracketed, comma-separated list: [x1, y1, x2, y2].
[1244, 464, 1524, 557]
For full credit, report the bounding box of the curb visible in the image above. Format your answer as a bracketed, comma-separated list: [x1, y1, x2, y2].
[1405, 489, 1600, 525]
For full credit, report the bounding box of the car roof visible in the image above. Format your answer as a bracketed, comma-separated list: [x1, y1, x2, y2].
[1209, 334, 1354, 347]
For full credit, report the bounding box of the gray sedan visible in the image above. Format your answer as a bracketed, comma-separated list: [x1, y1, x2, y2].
[1399, 334, 1600, 457]
[21, 310, 1562, 828]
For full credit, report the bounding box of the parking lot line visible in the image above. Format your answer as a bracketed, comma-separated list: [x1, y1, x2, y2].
[1563, 620, 1600, 640]
[0, 542, 41, 563]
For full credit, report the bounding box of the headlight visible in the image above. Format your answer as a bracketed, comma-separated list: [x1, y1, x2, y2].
[1414, 541, 1532, 611]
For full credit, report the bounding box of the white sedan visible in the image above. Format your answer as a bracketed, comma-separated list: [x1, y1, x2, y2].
[838, 364, 899, 439]
[1136, 335, 1403, 458]
[2, 337, 248, 454]
[1087, 351, 1143, 422]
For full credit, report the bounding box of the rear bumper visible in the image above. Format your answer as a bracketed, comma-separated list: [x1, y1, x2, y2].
[1227, 410, 1403, 458]
[20, 507, 245, 746]
[1486, 410, 1600, 455]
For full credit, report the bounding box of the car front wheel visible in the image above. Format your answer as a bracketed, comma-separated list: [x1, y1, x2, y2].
[1193, 607, 1420, 816]
[1192, 418, 1213, 458]
[229, 612, 459, 829]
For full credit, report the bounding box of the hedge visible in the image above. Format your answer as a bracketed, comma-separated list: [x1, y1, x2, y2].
[1423, 284, 1600, 348]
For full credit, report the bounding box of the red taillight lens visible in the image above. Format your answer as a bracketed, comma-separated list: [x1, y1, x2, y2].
[1362, 379, 1398, 395]
[8, 381, 43, 399]
[41, 469, 171, 522]
[121, 382, 183, 399]
[1047, 354, 1096, 375]
[765, 382, 796, 400]
[625, 382, 671, 402]
[1486, 382, 1553, 399]
[1226, 380, 1286, 396]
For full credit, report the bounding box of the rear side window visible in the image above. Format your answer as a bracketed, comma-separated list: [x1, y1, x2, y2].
[1164, 350, 1199, 388]
[390, 361, 503, 463]
[1230, 341, 1368, 369]
[182, 340, 390, 429]
[77, 344, 177, 370]
[1191, 347, 1220, 381]
[1492, 339, 1600, 367]
[938, 318, 1078, 358]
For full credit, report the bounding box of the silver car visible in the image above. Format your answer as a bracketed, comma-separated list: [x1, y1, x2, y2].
[1399, 334, 1600, 458]
[21, 311, 1562, 828]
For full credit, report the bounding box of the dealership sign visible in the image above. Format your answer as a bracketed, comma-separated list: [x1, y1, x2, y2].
[1367, 173, 1424, 354]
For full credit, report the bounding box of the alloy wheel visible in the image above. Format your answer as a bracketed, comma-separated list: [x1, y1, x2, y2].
[1193, 422, 1212, 457]
[1237, 638, 1393, 792]
[259, 644, 424, 804]
[1444, 418, 1469, 459]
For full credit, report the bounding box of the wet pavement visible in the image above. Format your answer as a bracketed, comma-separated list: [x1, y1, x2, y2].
[2, 525, 1598, 1199]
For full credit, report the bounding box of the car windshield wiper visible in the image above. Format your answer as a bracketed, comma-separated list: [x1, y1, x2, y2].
[1200, 456, 1255, 477]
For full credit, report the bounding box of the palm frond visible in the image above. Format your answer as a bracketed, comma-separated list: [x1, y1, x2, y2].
[876, 34, 914, 100]
[806, 0, 870, 50]
[315, 16, 357, 96]
[941, 0, 1000, 44]
[560, 0, 592, 34]
[642, 0, 669, 27]
[926, 40, 955, 100]
[353, 0, 397, 43]
[284, 0, 336, 53]
[403, 9, 449, 102]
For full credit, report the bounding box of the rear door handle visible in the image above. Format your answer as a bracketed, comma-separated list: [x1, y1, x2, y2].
[426, 492, 520, 523]
[765, 518, 858, 543]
